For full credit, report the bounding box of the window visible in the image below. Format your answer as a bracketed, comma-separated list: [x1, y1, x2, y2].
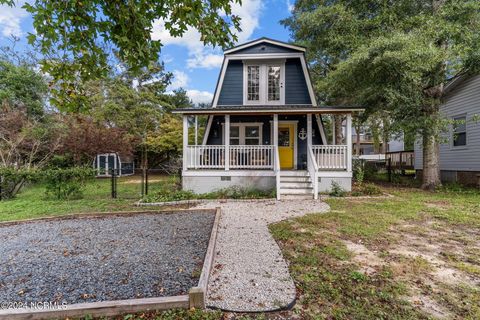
[453, 115, 467, 147]
[247, 66, 260, 101]
[268, 66, 281, 101]
[223, 123, 262, 145]
[244, 61, 284, 105]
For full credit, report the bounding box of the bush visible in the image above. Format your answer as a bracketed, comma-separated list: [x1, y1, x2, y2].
[353, 158, 365, 184]
[143, 186, 275, 203]
[359, 183, 382, 196]
[0, 167, 39, 199]
[42, 167, 95, 200]
[329, 181, 347, 197]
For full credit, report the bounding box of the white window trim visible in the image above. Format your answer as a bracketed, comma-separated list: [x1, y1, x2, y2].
[451, 113, 468, 149]
[243, 60, 285, 105]
[221, 122, 264, 145]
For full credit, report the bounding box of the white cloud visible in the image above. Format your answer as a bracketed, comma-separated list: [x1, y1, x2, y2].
[187, 53, 224, 69]
[286, 0, 294, 12]
[0, 1, 29, 37]
[151, 0, 263, 69]
[168, 70, 189, 90]
[186, 90, 214, 105]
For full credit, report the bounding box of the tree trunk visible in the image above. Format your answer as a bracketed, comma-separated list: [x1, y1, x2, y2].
[422, 130, 441, 190]
[334, 116, 343, 144]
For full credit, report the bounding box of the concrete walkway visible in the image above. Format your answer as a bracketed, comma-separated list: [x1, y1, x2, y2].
[195, 199, 330, 312]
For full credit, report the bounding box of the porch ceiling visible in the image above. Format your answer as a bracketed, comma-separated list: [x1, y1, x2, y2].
[172, 105, 363, 115]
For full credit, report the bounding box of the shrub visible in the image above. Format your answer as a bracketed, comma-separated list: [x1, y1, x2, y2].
[0, 167, 40, 200]
[205, 186, 275, 199]
[42, 167, 95, 200]
[359, 183, 382, 196]
[329, 181, 346, 197]
[353, 158, 365, 184]
[143, 189, 196, 202]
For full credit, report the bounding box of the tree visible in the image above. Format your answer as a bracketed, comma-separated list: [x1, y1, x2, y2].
[0, 58, 47, 118]
[58, 115, 137, 165]
[0, 0, 241, 111]
[284, 0, 480, 190]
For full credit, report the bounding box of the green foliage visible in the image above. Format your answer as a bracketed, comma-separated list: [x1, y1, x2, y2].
[0, 59, 47, 118]
[1, 0, 241, 111]
[352, 158, 365, 184]
[42, 167, 96, 200]
[358, 183, 383, 196]
[143, 186, 275, 203]
[0, 167, 39, 199]
[329, 181, 346, 197]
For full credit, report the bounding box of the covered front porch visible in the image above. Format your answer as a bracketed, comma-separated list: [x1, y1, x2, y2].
[175, 107, 354, 199]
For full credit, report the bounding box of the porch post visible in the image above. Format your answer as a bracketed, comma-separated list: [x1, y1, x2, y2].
[194, 115, 198, 145]
[183, 115, 188, 171]
[332, 115, 336, 145]
[307, 114, 312, 148]
[273, 114, 278, 147]
[346, 113, 352, 172]
[225, 114, 230, 170]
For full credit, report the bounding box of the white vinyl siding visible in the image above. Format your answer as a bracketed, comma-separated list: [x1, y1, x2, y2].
[415, 74, 480, 171]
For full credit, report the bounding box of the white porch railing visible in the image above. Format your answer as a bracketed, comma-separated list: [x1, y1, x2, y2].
[274, 146, 280, 200]
[229, 145, 274, 169]
[312, 145, 348, 170]
[185, 145, 274, 170]
[307, 147, 319, 199]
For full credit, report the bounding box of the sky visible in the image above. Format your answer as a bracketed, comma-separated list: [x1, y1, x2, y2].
[0, 0, 295, 105]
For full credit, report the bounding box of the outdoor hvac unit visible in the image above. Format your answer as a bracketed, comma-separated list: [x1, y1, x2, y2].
[93, 153, 135, 177]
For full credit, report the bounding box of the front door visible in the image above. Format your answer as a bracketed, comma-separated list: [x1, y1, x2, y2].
[278, 124, 295, 169]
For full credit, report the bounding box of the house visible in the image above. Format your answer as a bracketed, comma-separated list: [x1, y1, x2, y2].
[414, 74, 480, 186]
[173, 38, 361, 199]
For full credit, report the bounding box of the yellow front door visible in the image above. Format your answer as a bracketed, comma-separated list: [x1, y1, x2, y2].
[278, 124, 294, 169]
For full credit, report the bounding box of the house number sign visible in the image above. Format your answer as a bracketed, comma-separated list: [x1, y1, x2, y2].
[298, 128, 307, 140]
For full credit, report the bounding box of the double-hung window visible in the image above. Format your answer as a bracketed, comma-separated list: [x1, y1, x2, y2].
[244, 61, 284, 105]
[452, 115, 467, 147]
[223, 123, 263, 145]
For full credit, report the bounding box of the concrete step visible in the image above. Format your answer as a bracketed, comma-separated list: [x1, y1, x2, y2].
[280, 182, 313, 188]
[281, 194, 315, 200]
[280, 187, 313, 195]
[279, 176, 311, 183]
[280, 170, 309, 177]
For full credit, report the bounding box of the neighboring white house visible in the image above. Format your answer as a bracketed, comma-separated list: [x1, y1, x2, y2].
[414, 74, 480, 186]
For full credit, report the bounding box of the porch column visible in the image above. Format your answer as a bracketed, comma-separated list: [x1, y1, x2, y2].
[307, 114, 312, 148]
[346, 113, 352, 172]
[194, 115, 198, 145]
[225, 114, 230, 170]
[273, 114, 278, 170]
[332, 115, 336, 144]
[273, 114, 278, 146]
[183, 115, 188, 171]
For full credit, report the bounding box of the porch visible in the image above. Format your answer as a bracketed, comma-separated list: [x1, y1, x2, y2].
[176, 108, 355, 199]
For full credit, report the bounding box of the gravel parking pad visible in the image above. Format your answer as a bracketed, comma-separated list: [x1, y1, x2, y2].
[195, 200, 330, 312]
[0, 211, 214, 304]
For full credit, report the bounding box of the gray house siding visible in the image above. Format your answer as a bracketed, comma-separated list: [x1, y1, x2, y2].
[285, 58, 311, 105]
[415, 74, 480, 174]
[217, 60, 243, 105]
[206, 115, 324, 170]
[217, 58, 311, 106]
[232, 42, 301, 55]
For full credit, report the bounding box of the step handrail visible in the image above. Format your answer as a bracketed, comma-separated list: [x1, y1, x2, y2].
[307, 146, 319, 199]
[274, 145, 281, 200]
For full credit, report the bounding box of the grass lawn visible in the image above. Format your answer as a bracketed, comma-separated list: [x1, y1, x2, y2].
[270, 186, 480, 319]
[0, 174, 177, 222]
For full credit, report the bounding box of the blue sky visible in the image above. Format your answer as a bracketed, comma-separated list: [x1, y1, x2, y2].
[0, 0, 294, 105]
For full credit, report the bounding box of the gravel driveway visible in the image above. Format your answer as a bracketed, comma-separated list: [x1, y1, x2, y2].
[0, 211, 214, 305]
[195, 199, 330, 312]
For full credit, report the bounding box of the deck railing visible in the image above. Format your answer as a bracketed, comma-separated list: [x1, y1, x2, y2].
[307, 147, 319, 199]
[185, 145, 274, 170]
[312, 145, 348, 170]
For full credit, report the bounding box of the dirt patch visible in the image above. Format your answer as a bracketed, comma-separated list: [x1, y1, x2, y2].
[342, 218, 480, 319]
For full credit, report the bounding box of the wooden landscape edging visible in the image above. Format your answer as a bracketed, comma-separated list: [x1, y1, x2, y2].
[0, 207, 222, 319]
[0, 208, 215, 227]
[189, 207, 222, 309]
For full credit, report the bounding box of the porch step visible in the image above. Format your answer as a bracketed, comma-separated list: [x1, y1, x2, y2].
[279, 170, 314, 198]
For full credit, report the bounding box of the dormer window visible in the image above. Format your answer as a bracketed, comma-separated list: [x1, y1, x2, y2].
[243, 60, 285, 105]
